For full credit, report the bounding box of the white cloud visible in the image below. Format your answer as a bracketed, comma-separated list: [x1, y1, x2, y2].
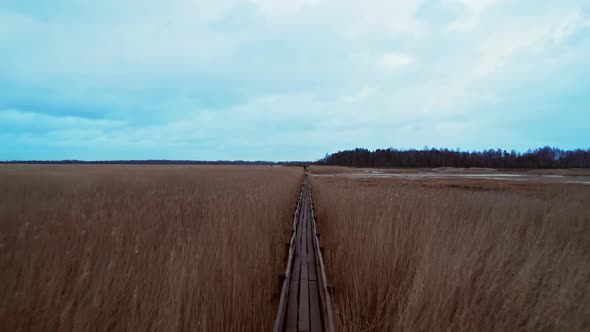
[1, 0, 589, 159]
[451, 0, 498, 13]
[551, 11, 585, 44]
[376, 52, 414, 69]
[446, 0, 499, 32]
[248, 0, 321, 17]
[0, 109, 123, 129]
[343, 86, 375, 103]
[475, 9, 587, 77]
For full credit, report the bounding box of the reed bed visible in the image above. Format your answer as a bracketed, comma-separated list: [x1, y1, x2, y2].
[0, 165, 302, 331]
[311, 173, 590, 331]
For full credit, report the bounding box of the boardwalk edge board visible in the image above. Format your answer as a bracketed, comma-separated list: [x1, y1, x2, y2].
[309, 187, 336, 332]
[274, 190, 302, 331]
[273, 174, 336, 332]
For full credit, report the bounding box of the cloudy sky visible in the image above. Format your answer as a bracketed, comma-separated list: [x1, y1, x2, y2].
[1, 0, 589, 161]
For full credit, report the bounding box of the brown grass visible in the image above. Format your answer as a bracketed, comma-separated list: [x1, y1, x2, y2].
[311, 174, 590, 331]
[0, 165, 303, 331]
[310, 165, 590, 176]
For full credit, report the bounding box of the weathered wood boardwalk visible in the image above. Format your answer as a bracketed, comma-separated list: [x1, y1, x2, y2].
[274, 174, 335, 332]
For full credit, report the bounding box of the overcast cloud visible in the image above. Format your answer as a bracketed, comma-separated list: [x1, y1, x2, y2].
[1, 0, 589, 160]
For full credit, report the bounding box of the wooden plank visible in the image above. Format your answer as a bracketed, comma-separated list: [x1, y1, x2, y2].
[285, 280, 300, 332]
[299, 185, 312, 332]
[316, 239, 335, 332]
[295, 202, 305, 255]
[283, 233, 296, 281]
[275, 188, 302, 332]
[291, 255, 301, 281]
[309, 281, 322, 332]
[299, 257, 309, 280]
[298, 256, 310, 331]
[301, 211, 309, 255]
[307, 217, 318, 282]
[309, 179, 336, 332]
[273, 281, 289, 332]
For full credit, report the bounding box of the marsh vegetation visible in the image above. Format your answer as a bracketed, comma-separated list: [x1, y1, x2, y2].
[0, 165, 303, 331]
[311, 167, 590, 331]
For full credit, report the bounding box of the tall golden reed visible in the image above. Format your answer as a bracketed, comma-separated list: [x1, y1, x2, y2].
[311, 172, 590, 331]
[0, 165, 303, 331]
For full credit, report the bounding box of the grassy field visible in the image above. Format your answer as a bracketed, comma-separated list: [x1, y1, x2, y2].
[310, 167, 590, 331]
[0, 165, 303, 331]
[311, 165, 590, 177]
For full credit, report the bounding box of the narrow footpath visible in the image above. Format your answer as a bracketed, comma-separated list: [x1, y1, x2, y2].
[274, 174, 335, 332]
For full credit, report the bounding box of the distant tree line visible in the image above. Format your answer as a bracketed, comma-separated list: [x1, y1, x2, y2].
[317, 147, 590, 168]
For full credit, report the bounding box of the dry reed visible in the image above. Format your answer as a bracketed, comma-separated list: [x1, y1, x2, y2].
[0, 165, 302, 331]
[311, 173, 590, 331]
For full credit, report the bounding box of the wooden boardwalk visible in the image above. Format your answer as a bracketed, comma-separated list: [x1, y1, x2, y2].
[274, 174, 335, 332]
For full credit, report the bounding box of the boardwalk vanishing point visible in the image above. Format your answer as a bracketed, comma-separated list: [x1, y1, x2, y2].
[274, 174, 335, 332]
